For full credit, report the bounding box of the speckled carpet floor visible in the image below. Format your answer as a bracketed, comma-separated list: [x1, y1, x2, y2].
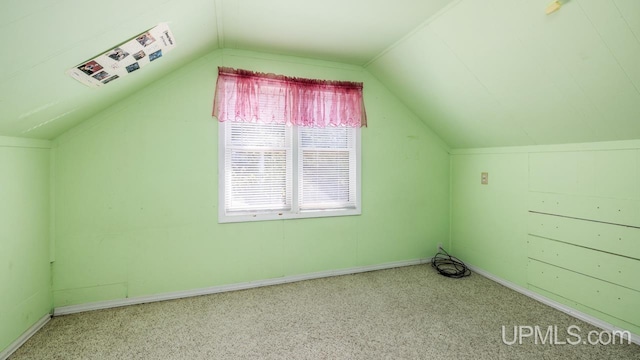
[9, 265, 640, 359]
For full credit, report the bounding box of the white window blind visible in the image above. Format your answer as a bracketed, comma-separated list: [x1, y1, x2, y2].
[299, 127, 356, 210]
[224, 122, 292, 213]
[220, 122, 360, 222]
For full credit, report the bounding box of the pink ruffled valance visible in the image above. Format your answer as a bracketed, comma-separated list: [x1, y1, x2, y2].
[212, 67, 367, 128]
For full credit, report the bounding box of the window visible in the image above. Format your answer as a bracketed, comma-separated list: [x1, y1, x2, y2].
[213, 67, 366, 223]
[219, 122, 360, 222]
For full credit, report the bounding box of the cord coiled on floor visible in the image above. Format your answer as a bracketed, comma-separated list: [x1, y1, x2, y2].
[431, 248, 471, 278]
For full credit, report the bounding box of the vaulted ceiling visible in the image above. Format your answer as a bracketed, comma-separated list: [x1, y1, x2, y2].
[2, 0, 639, 148]
[368, 0, 640, 148]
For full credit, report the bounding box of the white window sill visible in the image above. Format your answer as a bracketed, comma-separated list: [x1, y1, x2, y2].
[218, 208, 361, 224]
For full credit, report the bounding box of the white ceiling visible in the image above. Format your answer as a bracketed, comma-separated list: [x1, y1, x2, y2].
[2, 0, 640, 148]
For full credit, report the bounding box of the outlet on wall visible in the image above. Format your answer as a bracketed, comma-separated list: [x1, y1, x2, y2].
[437, 243, 443, 252]
[481, 172, 489, 185]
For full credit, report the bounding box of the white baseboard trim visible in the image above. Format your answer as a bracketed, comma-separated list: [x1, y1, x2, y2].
[468, 264, 640, 346]
[0, 314, 51, 360]
[54, 258, 431, 316]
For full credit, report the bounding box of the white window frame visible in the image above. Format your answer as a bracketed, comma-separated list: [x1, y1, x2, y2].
[218, 122, 361, 223]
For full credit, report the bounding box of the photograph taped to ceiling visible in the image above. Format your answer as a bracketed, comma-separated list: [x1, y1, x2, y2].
[77, 60, 103, 76]
[133, 51, 145, 61]
[107, 47, 129, 61]
[66, 22, 176, 88]
[136, 32, 156, 47]
[92, 71, 110, 81]
[149, 50, 162, 61]
[102, 75, 119, 85]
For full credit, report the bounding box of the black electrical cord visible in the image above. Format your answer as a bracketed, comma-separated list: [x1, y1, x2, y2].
[431, 247, 471, 278]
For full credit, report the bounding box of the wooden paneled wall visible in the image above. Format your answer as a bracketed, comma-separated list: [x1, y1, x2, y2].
[526, 150, 640, 333]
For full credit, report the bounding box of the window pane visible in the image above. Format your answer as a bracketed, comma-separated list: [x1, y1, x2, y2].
[299, 127, 356, 210]
[225, 122, 291, 213]
[300, 151, 353, 209]
[300, 126, 351, 149]
[227, 150, 290, 212]
[229, 122, 288, 148]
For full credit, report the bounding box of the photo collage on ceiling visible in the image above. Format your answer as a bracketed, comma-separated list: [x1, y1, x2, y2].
[67, 22, 176, 88]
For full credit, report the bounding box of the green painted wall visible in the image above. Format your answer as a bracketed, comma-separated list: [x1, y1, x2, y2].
[451, 141, 640, 336]
[50, 49, 450, 307]
[450, 152, 529, 283]
[0, 137, 51, 354]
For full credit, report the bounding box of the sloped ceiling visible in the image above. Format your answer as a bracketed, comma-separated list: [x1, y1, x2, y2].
[1, 0, 220, 139]
[367, 0, 640, 148]
[0, 0, 452, 140]
[2, 0, 640, 149]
